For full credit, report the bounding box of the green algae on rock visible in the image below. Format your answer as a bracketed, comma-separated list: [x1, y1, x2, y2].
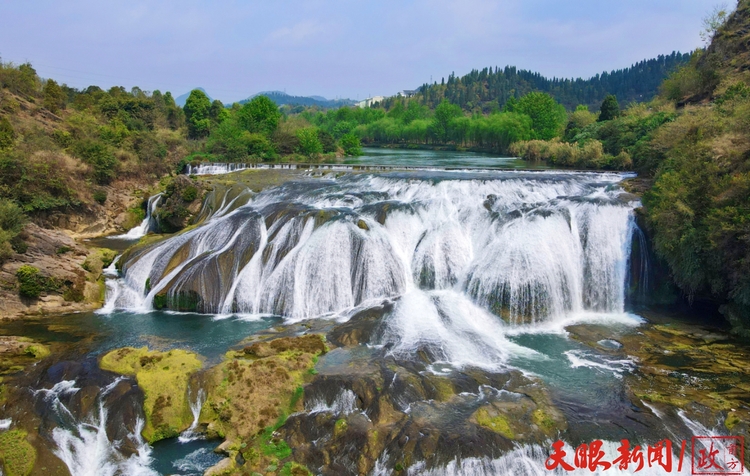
[99, 347, 203, 442]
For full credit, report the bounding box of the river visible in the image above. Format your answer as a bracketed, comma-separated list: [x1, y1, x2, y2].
[1, 148, 747, 476]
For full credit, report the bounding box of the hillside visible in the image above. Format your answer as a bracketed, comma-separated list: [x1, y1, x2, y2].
[403, 52, 690, 112]
[0, 62, 191, 317]
[642, 0, 750, 334]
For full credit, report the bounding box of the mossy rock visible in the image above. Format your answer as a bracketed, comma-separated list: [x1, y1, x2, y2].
[0, 429, 36, 476]
[474, 407, 515, 439]
[99, 347, 203, 442]
[201, 335, 328, 473]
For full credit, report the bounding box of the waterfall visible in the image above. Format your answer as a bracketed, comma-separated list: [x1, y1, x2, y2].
[111, 194, 162, 240]
[104, 171, 641, 362]
[40, 378, 158, 476]
[306, 389, 359, 415]
[178, 388, 206, 443]
[187, 162, 251, 175]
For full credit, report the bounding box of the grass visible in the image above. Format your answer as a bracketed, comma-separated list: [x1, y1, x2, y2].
[99, 347, 203, 442]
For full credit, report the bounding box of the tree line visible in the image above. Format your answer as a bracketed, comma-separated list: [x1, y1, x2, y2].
[386, 52, 690, 113]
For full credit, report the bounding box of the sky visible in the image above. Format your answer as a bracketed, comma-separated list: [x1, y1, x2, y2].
[0, 0, 722, 103]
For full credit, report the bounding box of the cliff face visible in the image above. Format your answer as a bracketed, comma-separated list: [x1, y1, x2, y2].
[0, 224, 108, 318]
[701, 0, 750, 77]
[690, 0, 750, 101]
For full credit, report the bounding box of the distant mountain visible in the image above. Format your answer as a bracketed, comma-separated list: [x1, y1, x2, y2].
[175, 88, 213, 107]
[239, 91, 355, 109]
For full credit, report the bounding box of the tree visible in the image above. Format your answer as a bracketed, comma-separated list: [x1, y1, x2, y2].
[43, 79, 65, 114]
[340, 133, 362, 156]
[700, 4, 729, 45]
[430, 100, 462, 143]
[237, 96, 281, 135]
[183, 89, 211, 139]
[515, 92, 567, 140]
[598, 95, 620, 122]
[209, 99, 228, 125]
[317, 130, 336, 153]
[296, 127, 323, 158]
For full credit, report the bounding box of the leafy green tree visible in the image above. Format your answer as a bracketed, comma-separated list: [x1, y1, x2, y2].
[0, 117, 15, 150]
[317, 130, 336, 153]
[515, 92, 567, 140]
[402, 101, 428, 124]
[598, 95, 620, 122]
[340, 133, 362, 156]
[332, 121, 356, 139]
[237, 96, 281, 135]
[73, 140, 117, 184]
[430, 100, 462, 143]
[43, 79, 65, 114]
[16, 63, 38, 96]
[564, 105, 597, 141]
[209, 99, 229, 125]
[183, 89, 212, 139]
[295, 127, 323, 158]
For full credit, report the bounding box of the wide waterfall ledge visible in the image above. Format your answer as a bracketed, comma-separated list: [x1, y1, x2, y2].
[103, 170, 645, 367]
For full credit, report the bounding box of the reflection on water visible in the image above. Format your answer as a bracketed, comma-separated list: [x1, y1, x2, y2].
[347, 147, 544, 169]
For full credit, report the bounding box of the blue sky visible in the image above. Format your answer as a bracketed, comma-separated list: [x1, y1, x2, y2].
[0, 0, 720, 103]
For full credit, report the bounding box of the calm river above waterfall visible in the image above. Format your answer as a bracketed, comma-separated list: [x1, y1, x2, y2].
[1, 149, 748, 476]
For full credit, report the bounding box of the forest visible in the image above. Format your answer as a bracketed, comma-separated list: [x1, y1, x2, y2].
[397, 51, 691, 112]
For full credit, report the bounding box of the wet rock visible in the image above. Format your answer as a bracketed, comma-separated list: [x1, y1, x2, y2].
[327, 301, 393, 347]
[204, 457, 234, 476]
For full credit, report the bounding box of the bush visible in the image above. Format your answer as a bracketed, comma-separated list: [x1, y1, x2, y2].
[0, 116, 15, 150]
[0, 198, 26, 263]
[72, 139, 117, 184]
[93, 189, 107, 204]
[16, 265, 43, 299]
[181, 185, 198, 202]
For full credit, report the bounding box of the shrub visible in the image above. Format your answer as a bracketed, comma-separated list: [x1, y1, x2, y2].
[93, 189, 107, 204]
[0, 116, 15, 150]
[181, 185, 198, 202]
[0, 199, 26, 263]
[16, 265, 43, 299]
[72, 139, 117, 184]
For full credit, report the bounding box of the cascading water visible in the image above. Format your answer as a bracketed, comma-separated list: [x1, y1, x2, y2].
[103, 171, 642, 367]
[112, 194, 162, 240]
[178, 388, 206, 443]
[39, 378, 158, 476]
